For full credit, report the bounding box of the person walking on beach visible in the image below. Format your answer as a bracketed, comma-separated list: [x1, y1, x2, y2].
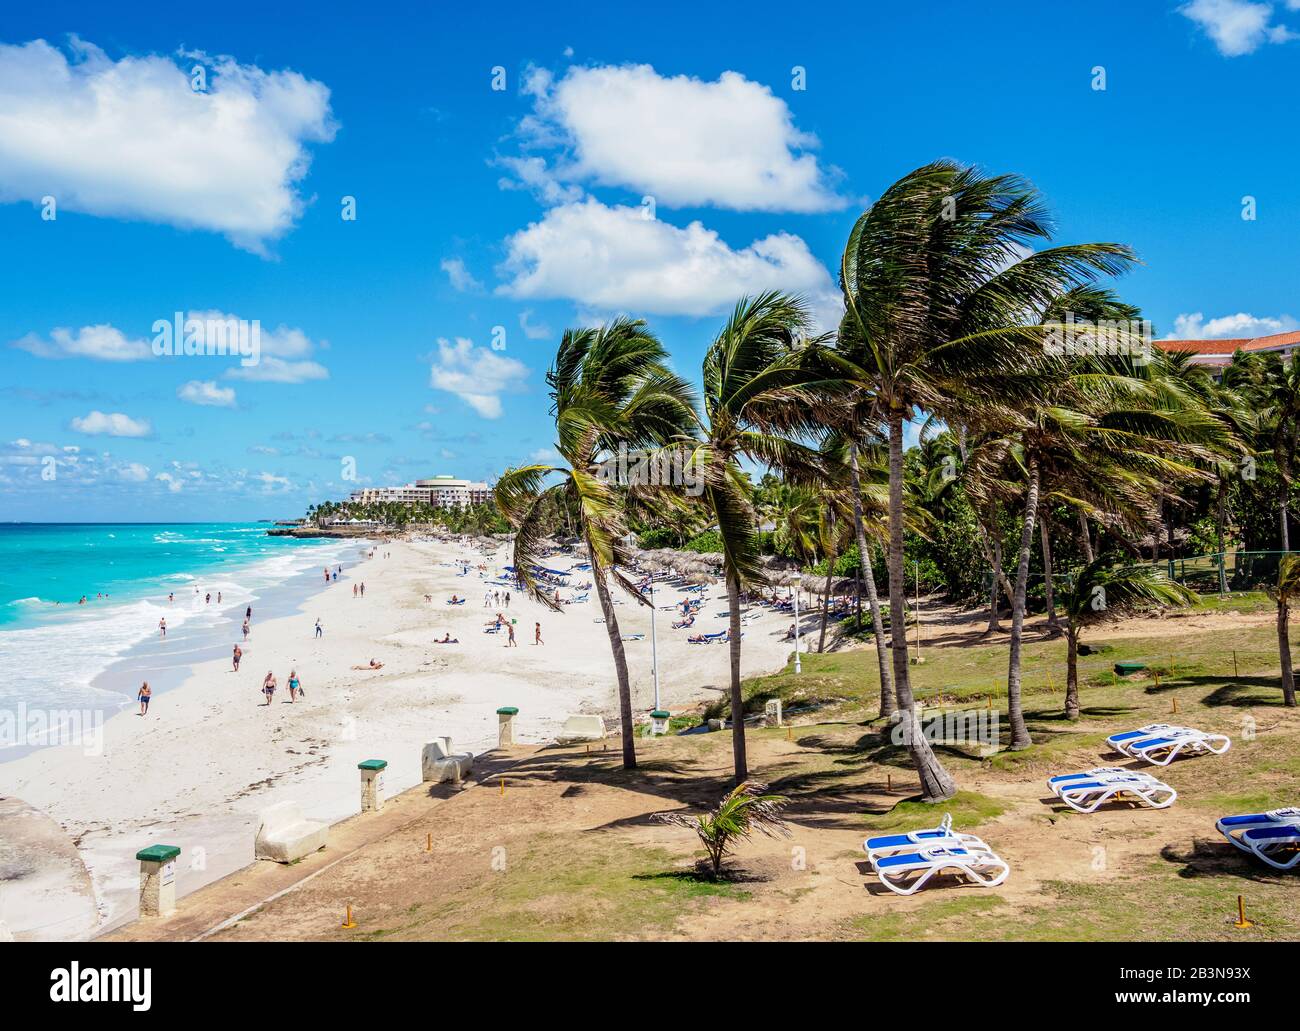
[158, 617, 166, 638]
[262, 672, 276, 705]
[287, 670, 301, 702]
[246, 605, 253, 622]
[315, 618, 323, 638]
[138, 682, 151, 715]
[232, 644, 242, 672]
[505, 591, 510, 608]
[506, 622, 516, 647]
[360, 582, 365, 597]
[353, 584, 358, 598]
[535, 622, 544, 645]
[242, 619, 250, 640]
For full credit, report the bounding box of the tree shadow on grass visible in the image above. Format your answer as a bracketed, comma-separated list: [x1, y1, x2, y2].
[1197, 680, 1287, 708]
[1159, 837, 1294, 883]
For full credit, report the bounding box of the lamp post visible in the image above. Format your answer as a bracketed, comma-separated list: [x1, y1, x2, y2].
[793, 578, 802, 674]
[650, 581, 661, 710]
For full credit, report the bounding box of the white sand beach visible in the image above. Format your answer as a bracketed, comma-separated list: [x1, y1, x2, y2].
[0, 537, 803, 937]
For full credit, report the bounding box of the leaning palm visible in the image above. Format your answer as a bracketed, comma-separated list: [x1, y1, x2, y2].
[1058, 560, 1196, 718]
[653, 782, 791, 880]
[693, 292, 837, 783]
[1264, 554, 1300, 707]
[836, 161, 1135, 793]
[495, 318, 697, 769]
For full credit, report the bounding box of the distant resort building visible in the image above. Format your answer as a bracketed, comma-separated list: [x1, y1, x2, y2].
[1155, 328, 1300, 370]
[348, 475, 492, 510]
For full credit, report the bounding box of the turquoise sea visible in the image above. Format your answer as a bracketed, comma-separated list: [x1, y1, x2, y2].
[0, 523, 365, 741]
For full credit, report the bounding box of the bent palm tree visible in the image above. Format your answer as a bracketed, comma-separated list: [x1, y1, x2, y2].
[1265, 554, 1300, 707]
[837, 161, 1134, 792]
[1058, 560, 1195, 718]
[694, 292, 836, 783]
[495, 318, 697, 769]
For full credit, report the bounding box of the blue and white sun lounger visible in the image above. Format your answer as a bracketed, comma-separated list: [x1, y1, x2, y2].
[1236, 825, 1300, 870]
[869, 844, 1010, 896]
[862, 813, 990, 861]
[1216, 807, 1300, 862]
[1049, 767, 1176, 813]
[1108, 724, 1230, 766]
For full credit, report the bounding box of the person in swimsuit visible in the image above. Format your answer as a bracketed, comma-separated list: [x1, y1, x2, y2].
[287, 670, 301, 702]
[242, 619, 250, 640]
[262, 672, 276, 705]
[315, 618, 323, 638]
[232, 644, 242, 671]
[535, 622, 544, 645]
[138, 682, 151, 715]
[506, 623, 516, 647]
[159, 617, 166, 637]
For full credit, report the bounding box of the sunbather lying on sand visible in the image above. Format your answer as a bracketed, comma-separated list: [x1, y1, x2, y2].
[434, 633, 459, 644]
[350, 659, 384, 670]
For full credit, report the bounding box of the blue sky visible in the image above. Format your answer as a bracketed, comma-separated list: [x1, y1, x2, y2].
[1, 0, 1297, 521]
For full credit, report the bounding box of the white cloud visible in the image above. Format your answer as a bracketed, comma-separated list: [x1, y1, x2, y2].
[495, 155, 585, 206]
[497, 197, 841, 327]
[530, 447, 559, 462]
[518, 309, 551, 340]
[429, 337, 529, 418]
[440, 257, 483, 292]
[1179, 0, 1297, 56]
[0, 38, 336, 250]
[118, 462, 150, 481]
[177, 379, 237, 407]
[69, 410, 152, 437]
[155, 471, 183, 492]
[507, 64, 843, 212]
[1168, 311, 1299, 338]
[186, 310, 329, 383]
[11, 323, 151, 361]
[254, 471, 293, 491]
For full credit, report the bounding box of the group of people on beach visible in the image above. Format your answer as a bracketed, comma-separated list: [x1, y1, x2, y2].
[483, 589, 511, 607]
[260, 669, 304, 704]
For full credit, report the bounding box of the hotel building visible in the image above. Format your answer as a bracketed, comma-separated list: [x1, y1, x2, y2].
[348, 475, 492, 510]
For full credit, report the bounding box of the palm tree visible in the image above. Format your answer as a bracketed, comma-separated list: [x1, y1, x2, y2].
[1265, 554, 1300, 707]
[1058, 559, 1195, 718]
[693, 292, 834, 783]
[1225, 351, 1300, 551]
[836, 161, 1134, 794]
[495, 318, 697, 769]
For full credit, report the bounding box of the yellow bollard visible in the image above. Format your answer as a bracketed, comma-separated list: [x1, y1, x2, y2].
[786, 726, 792, 742]
[341, 904, 356, 929]
[887, 773, 892, 792]
[1233, 650, 1239, 678]
[1154, 670, 1160, 689]
[1233, 895, 1253, 929]
[1172, 696, 1179, 714]
[426, 832, 432, 853]
[499, 777, 505, 797]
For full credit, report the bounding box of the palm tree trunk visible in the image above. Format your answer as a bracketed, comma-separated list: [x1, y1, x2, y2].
[1078, 510, 1094, 563]
[1065, 620, 1081, 719]
[1279, 597, 1296, 707]
[1005, 454, 1039, 751]
[1041, 515, 1057, 627]
[1217, 478, 1229, 595]
[590, 548, 637, 769]
[887, 411, 956, 801]
[1282, 498, 1291, 553]
[818, 564, 831, 652]
[986, 537, 1004, 633]
[726, 568, 748, 782]
[849, 443, 894, 717]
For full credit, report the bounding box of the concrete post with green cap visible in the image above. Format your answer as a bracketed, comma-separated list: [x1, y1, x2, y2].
[135, 844, 180, 918]
[496, 706, 519, 747]
[358, 759, 387, 812]
[650, 709, 671, 736]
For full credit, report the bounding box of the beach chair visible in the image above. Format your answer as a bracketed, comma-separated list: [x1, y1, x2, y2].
[862, 813, 991, 861]
[869, 844, 1011, 896]
[621, 633, 645, 642]
[1109, 725, 1231, 766]
[688, 630, 729, 644]
[1216, 807, 1300, 866]
[1048, 767, 1176, 814]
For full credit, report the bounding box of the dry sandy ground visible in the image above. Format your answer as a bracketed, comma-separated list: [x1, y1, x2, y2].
[110, 708, 1293, 943]
[0, 538, 801, 938]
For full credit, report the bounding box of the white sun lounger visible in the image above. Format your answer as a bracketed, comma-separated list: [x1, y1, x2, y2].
[1216, 807, 1300, 861]
[1108, 725, 1231, 766]
[1236, 826, 1300, 870]
[869, 844, 1011, 896]
[1048, 767, 1177, 813]
[862, 813, 990, 861]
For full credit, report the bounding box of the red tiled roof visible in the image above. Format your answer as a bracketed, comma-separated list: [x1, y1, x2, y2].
[1155, 329, 1300, 356]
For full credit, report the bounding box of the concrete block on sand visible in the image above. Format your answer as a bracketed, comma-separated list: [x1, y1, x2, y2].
[422, 737, 474, 784]
[254, 801, 328, 864]
[558, 714, 606, 743]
